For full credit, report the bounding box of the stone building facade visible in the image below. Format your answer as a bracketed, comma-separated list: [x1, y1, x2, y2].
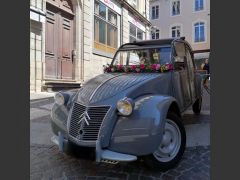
[149, 0, 210, 67]
[30, 0, 151, 92]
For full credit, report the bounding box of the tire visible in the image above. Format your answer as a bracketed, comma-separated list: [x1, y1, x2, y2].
[192, 97, 202, 115]
[144, 112, 186, 171]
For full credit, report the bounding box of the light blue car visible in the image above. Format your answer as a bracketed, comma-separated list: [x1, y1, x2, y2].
[50, 37, 203, 170]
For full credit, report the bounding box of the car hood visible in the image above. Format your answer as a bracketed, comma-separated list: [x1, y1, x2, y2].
[76, 73, 168, 105]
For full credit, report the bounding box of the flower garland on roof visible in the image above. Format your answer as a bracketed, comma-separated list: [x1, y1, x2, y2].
[104, 63, 174, 73]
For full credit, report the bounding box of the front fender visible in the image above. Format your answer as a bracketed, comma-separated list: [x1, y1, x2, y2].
[50, 90, 78, 137]
[108, 95, 178, 156]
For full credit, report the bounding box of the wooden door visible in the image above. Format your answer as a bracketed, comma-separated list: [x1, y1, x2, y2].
[59, 12, 74, 79]
[45, 0, 74, 80]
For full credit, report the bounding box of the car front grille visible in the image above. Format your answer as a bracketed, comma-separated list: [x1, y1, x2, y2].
[68, 102, 110, 142]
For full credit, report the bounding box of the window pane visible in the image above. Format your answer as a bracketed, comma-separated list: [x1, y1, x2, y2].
[152, 33, 155, 39]
[94, 18, 100, 42]
[177, 29, 180, 37]
[137, 29, 143, 40]
[195, 0, 198, 11]
[113, 47, 172, 66]
[152, 6, 155, 19]
[108, 10, 117, 25]
[130, 23, 136, 36]
[172, 2, 176, 15]
[177, 1, 180, 14]
[195, 26, 199, 42]
[200, 25, 205, 41]
[172, 30, 176, 38]
[156, 32, 159, 39]
[172, 1, 180, 15]
[200, 0, 203, 9]
[107, 24, 117, 47]
[159, 47, 171, 64]
[129, 36, 136, 43]
[99, 18, 106, 44]
[195, 0, 203, 11]
[95, 1, 99, 14]
[156, 6, 159, 18]
[99, 3, 106, 19]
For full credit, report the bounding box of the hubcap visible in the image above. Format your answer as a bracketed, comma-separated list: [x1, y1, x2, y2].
[153, 119, 181, 162]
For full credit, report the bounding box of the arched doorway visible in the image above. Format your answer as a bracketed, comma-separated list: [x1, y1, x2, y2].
[45, 0, 75, 80]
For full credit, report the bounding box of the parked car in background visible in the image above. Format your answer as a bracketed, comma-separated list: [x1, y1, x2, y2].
[50, 37, 203, 170]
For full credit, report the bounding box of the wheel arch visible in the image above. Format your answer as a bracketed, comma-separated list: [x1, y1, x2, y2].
[167, 101, 181, 118]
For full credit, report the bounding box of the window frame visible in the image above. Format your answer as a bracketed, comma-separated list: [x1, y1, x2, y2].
[170, 24, 182, 38]
[94, 0, 119, 55]
[151, 5, 159, 20]
[194, 0, 204, 12]
[193, 21, 206, 43]
[129, 22, 145, 43]
[151, 29, 160, 40]
[170, 0, 181, 16]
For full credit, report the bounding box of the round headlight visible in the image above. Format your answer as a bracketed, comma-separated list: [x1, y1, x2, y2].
[117, 98, 134, 116]
[54, 92, 65, 106]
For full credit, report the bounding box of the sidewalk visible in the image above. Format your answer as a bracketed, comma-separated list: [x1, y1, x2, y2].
[30, 92, 55, 101]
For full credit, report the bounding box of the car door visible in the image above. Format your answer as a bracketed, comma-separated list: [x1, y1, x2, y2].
[172, 42, 192, 111]
[185, 47, 196, 102]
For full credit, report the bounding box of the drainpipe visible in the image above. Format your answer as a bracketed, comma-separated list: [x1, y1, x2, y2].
[81, 0, 84, 82]
[145, 0, 147, 18]
[121, 3, 124, 45]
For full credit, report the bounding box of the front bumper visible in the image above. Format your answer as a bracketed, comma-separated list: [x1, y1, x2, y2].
[51, 131, 137, 163]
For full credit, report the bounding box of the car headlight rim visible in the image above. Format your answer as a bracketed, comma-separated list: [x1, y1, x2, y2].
[117, 97, 134, 116]
[54, 92, 65, 106]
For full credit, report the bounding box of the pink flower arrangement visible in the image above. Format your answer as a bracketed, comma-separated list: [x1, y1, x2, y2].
[104, 63, 173, 73]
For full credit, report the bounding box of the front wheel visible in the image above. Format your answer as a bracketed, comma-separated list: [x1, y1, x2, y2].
[144, 112, 186, 171]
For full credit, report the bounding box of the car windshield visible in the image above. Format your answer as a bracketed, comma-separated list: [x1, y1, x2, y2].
[112, 47, 172, 66]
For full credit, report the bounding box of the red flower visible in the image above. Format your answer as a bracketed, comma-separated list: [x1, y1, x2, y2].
[106, 67, 112, 72]
[140, 64, 145, 70]
[131, 65, 136, 70]
[151, 64, 157, 70]
[117, 65, 123, 71]
[166, 63, 173, 70]
[156, 64, 161, 70]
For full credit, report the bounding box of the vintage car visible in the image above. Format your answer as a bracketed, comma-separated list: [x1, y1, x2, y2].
[50, 37, 203, 170]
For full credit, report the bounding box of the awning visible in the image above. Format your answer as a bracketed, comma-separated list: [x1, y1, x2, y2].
[194, 52, 210, 60]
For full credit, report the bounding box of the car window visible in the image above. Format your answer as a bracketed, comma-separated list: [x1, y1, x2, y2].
[113, 47, 172, 65]
[186, 48, 195, 75]
[173, 42, 186, 70]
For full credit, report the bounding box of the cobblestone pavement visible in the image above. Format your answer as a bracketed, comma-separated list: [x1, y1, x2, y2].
[30, 145, 210, 180]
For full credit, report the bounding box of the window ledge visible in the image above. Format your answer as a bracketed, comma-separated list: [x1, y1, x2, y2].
[93, 49, 114, 59]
